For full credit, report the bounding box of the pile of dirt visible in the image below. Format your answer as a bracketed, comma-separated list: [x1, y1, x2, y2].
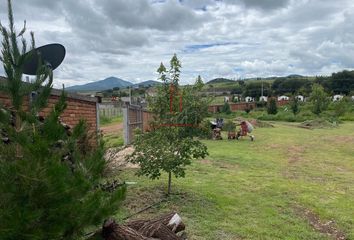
[234, 118, 274, 128]
[299, 119, 337, 129]
[105, 147, 139, 172]
[249, 119, 274, 128]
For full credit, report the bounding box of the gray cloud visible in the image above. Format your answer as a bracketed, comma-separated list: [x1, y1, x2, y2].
[1, 0, 354, 87]
[100, 0, 207, 31]
[234, 0, 290, 10]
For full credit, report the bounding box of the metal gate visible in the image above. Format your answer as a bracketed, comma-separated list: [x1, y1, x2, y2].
[123, 104, 143, 145]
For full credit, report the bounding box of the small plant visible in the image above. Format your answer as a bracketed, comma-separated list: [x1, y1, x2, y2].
[127, 54, 208, 195]
[267, 98, 278, 115]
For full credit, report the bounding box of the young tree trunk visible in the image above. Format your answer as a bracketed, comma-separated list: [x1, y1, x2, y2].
[167, 172, 172, 195]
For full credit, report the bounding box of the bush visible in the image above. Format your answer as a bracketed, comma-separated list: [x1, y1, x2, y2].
[310, 84, 329, 115]
[256, 101, 267, 108]
[267, 98, 278, 115]
[333, 99, 349, 117]
[223, 120, 236, 132]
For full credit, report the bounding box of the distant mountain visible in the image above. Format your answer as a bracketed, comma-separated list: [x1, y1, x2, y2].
[206, 78, 235, 84]
[66, 77, 133, 92]
[132, 80, 161, 88]
[287, 74, 304, 78]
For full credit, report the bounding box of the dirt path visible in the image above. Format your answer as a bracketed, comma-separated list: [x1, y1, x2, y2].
[293, 205, 346, 240]
[100, 123, 123, 135]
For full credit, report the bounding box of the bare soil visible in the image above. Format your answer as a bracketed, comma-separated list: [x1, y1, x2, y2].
[287, 145, 305, 163]
[100, 123, 123, 135]
[293, 205, 346, 240]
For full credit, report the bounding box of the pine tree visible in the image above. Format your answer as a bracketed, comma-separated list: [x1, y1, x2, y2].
[0, 1, 125, 239]
[127, 54, 209, 195]
[290, 96, 300, 115]
[221, 102, 231, 114]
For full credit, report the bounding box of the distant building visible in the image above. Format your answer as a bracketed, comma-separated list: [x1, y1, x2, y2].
[245, 96, 255, 102]
[351, 96, 354, 101]
[333, 94, 343, 101]
[295, 95, 304, 102]
[278, 95, 289, 101]
[259, 96, 268, 102]
[224, 96, 230, 102]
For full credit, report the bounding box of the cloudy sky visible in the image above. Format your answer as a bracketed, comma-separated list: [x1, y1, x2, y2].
[1, 0, 354, 87]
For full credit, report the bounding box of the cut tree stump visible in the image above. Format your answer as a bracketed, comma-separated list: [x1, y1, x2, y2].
[100, 213, 186, 240]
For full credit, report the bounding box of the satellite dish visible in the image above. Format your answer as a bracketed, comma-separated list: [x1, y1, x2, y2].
[23, 43, 66, 75]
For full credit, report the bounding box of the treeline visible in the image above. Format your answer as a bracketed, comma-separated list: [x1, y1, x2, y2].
[218, 70, 354, 98]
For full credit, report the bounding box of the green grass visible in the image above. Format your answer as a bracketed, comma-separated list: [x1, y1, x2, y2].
[100, 115, 123, 126]
[113, 122, 354, 239]
[103, 133, 124, 148]
[100, 116, 124, 148]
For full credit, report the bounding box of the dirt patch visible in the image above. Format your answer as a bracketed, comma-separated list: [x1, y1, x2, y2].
[123, 186, 166, 217]
[323, 136, 354, 145]
[293, 205, 346, 240]
[105, 147, 139, 172]
[299, 119, 337, 130]
[100, 123, 123, 135]
[287, 145, 305, 163]
[199, 159, 238, 169]
[199, 159, 212, 165]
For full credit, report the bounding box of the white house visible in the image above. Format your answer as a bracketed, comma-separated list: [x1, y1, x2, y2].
[333, 94, 344, 101]
[224, 96, 230, 102]
[351, 96, 354, 101]
[245, 96, 255, 102]
[259, 96, 268, 102]
[278, 95, 289, 101]
[296, 95, 304, 102]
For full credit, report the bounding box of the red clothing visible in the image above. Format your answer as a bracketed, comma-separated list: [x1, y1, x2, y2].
[240, 122, 248, 136]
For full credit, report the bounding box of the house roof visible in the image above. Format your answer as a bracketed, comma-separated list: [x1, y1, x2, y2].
[0, 76, 98, 103]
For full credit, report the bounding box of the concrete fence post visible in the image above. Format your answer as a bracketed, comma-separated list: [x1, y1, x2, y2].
[123, 105, 129, 145]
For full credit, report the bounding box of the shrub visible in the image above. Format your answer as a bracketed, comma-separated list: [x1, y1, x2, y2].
[310, 84, 329, 115]
[267, 98, 278, 115]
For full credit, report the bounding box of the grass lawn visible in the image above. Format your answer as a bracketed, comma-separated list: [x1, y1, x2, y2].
[100, 116, 124, 148]
[113, 122, 354, 240]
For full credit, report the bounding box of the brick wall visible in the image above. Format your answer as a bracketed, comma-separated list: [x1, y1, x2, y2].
[277, 99, 289, 106]
[208, 102, 256, 113]
[0, 91, 98, 134]
[41, 95, 97, 133]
